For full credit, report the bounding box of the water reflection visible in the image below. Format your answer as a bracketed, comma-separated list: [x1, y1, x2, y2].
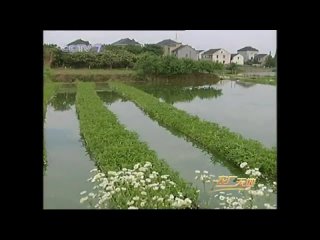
[132, 84, 222, 104]
[49, 92, 76, 111]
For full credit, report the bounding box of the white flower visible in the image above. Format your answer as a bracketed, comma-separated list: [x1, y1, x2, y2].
[160, 185, 165, 190]
[153, 187, 159, 191]
[219, 196, 225, 201]
[106, 186, 113, 191]
[184, 198, 192, 204]
[80, 191, 87, 195]
[115, 188, 121, 192]
[206, 180, 211, 183]
[161, 175, 169, 179]
[168, 181, 176, 186]
[273, 182, 277, 185]
[152, 196, 158, 200]
[121, 187, 126, 191]
[127, 201, 134, 205]
[122, 168, 127, 171]
[140, 202, 146, 207]
[139, 167, 147, 172]
[88, 192, 95, 197]
[144, 162, 152, 168]
[90, 169, 98, 173]
[232, 202, 238, 206]
[195, 176, 198, 180]
[157, 197, 164, 202]
[258, 184, 264, 188]
[196, 190, 200, 193]
[195, 170, 200, 174]
[268, 189, 273, 193]
[245, 170, 251, 175]
[141, 191, 147, 195]
[134, 163, 140, 170]
[203, 170, 209, 174]
[140, 179, 146, 184]
[80, 197, 88, 203]
[240, 162, 248, 168]
[128, 206, 138, 209]
[133, 196, 140, 201]
[146, 178, 151, 183]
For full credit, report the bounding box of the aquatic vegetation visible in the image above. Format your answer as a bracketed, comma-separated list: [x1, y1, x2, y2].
[109, 82, 276, 179]
[80, 162, 196, 209]
[75, 82, 198, 208]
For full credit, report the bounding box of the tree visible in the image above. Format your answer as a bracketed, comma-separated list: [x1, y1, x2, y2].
[227, 63, 239, 74]
[265, 55, 276, 68]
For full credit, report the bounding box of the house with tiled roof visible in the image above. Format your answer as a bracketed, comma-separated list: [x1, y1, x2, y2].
[202, 48, 231, 64]
[237, 46, 259, 62]
[171, 45, 198, 60]
[65, 39, 91, 53]
[254, 54, 269, 65]
[156, 39, 182, 56]
[112, 38, 141, 46]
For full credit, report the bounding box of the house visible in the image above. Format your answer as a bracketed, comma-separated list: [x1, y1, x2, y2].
[171, 45, 198, 60]
[112, 38, 141, 46]
[230, 53, 244, 65]
[254, 54, 269, 65]
[237, 46, 259, 62]
[196, 50, 204, 60]
[66, 39, 91, 53]
[201, 48, 231, 64]
[156, 39, 182, 56]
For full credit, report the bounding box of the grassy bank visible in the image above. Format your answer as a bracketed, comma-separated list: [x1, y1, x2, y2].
[109, 82, 276, 179]
[75, 82, 198, 208]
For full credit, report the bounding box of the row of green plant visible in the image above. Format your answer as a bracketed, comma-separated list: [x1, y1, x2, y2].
[109, 82, 276, 179]
[75, 82, 198, 208]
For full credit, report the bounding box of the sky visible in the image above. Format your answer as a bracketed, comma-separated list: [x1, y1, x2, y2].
[43, 30, 277, 56]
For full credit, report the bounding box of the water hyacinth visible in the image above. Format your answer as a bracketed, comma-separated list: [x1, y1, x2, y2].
[80, 162, 196, 209]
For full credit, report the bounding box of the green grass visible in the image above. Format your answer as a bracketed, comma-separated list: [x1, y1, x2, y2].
[75, 82, 198, 208]
[109, 82, 277, 179]
[238, 76, 277, 85]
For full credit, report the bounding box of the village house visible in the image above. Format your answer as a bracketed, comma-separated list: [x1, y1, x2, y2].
[230, 53, 244, 65]
[171, 45, 198, 60]
[254, 54, 269, 66]
[201, 48, 231, 64]
[237, 46, 259, 62]
[111, 38, 141, 46]
[89, 44, 104, 53]
[156, 39, 182, 56]
[64, 39, 91, 53]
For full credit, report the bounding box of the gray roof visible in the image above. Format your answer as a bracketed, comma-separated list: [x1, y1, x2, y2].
[67, 39, 90, 46]
[203, 49, 221, 55]
[254, 54, 268, 58]
[237, 46, 258, 52]
[231, 53, 240, 58]
[112, 38, 140, 45]
[156, 39, 179, 46]
[196, 50, 204, 53]
[172, 45, 195, 52]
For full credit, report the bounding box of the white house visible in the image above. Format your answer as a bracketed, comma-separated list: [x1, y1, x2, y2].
[171, 45, 198, 60]
[237, 46, 259, 62]
[201, 48, 231, 64]
[230, 53, 244, 65]
[65, 39, 91, 53]
[254, 54, 269, 65]
[196, 50, 204, 60]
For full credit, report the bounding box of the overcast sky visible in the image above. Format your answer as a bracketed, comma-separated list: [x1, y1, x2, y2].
[43, 30, 277, 55]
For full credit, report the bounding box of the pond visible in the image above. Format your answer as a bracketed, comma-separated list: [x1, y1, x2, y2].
[132, 79, 277, 149]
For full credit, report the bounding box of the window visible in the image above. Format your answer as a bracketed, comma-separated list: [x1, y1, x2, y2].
[186, 54, 188, 58]
[238, 57, 239, 59]
[223, 55, 225, 58]
[216, 55, 219, 59]
[221, 51, 223, 53]
[223, 60, 225, 64]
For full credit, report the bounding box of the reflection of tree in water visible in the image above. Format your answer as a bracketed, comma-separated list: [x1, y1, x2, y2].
[235, 81, 256, 88]
[97, 91, 122, 105]
[49, 92, 76, 111]
[134, 85, 222, 104]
